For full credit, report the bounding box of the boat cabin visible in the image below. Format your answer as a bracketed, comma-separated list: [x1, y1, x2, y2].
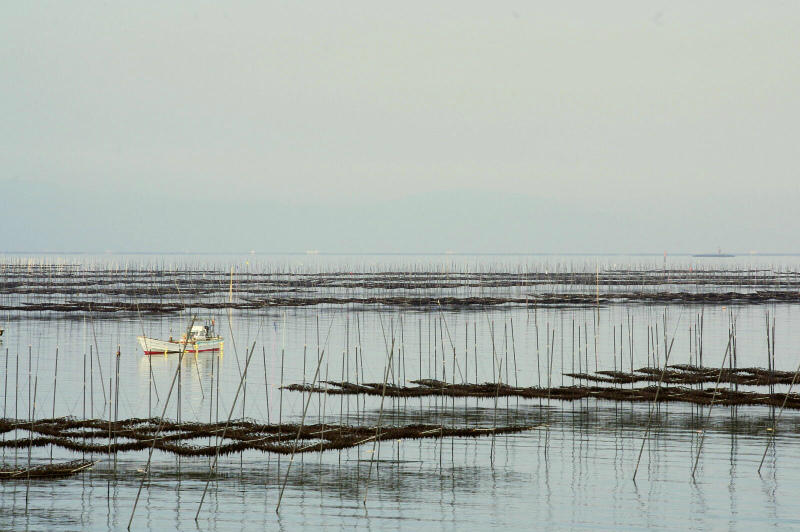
[187, 324, 212, 341]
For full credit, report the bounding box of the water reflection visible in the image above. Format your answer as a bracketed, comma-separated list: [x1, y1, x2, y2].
[3, 255, 800, 529]
[2, 402, 800, 529]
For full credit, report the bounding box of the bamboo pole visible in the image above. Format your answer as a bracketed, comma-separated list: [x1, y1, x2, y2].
[127, 317, 197, 530]
[275, 317, 335, 513]
[691, 330, 733, 478]
[633, 327, 678, 481]
[196, 340, 259, 519]
[757, 345, 800, 474]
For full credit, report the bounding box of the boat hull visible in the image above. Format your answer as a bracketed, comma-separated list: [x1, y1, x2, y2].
[137, 336, 223, 355]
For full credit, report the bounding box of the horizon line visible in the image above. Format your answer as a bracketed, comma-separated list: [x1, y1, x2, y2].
[1, 251, 797, 257]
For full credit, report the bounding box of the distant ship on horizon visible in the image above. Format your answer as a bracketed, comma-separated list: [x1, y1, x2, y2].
[692, 247, 735, 258]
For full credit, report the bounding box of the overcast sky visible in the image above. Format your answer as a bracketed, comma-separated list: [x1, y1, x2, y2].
[1, 2, 799, 253]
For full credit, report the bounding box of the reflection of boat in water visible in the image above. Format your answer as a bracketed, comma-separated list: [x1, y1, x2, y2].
[137, 323, 223, 355]
[0, 327, 4, 336]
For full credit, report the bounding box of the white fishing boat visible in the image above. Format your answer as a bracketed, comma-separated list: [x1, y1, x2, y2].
[137, 323, 223, 355]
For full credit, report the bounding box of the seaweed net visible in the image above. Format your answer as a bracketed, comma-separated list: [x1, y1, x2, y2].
[0, 418, 540, 458]
[3, 291, 800, 314]
[0, 459, 98, 480]
[283, 376, 800, 409]
[5, 262, 800, 315]
[564, 365, 800, 386]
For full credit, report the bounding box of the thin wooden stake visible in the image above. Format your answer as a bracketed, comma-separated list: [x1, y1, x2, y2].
[691, 331, 733, 478]
[633, 331, 677, 481]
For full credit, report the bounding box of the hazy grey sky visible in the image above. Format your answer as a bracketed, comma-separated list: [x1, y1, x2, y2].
[2, 2, 799, 252]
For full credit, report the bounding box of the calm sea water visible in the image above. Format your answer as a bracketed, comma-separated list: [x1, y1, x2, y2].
[2, 254, 800, 530]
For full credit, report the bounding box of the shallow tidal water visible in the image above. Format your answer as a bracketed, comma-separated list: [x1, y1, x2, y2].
[2, 254, 800, 530]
